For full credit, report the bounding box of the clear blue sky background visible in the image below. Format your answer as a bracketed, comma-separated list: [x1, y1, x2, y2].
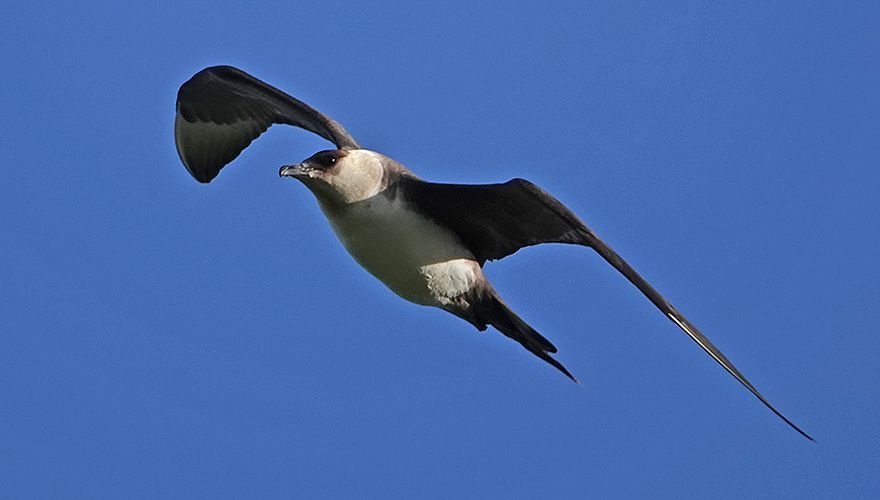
[2, 1, 878, 497]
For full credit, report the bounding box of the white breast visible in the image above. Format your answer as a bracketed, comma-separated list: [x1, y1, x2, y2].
[320, 193, 481, 307]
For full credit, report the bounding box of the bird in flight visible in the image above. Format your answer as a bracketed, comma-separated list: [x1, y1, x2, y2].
[175, 65, 812, 440]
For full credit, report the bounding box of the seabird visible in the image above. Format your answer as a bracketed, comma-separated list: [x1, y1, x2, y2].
[174, 65, 813, 440]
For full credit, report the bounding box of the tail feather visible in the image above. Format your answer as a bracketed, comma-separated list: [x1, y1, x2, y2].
[474, 291, 577, 382]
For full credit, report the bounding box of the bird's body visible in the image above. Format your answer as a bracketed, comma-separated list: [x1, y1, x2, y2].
[318, 165, 480, 308]
[174, 65, 813, 440]
[294, 149, 559, 373]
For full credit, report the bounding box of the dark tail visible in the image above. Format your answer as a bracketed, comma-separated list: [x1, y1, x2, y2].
[473, 290, 578, 382]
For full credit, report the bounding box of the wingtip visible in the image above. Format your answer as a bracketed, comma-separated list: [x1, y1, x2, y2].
[181, 160, 217, 183]
[789, 425, 816, 443]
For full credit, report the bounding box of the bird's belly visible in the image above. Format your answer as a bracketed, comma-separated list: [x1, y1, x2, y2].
[321, 196, 480, 306]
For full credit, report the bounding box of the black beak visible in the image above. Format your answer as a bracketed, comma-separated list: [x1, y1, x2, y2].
[279, 164, 304, 177]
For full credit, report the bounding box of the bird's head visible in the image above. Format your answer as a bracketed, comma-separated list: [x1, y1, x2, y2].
[280, 149, 387, 206]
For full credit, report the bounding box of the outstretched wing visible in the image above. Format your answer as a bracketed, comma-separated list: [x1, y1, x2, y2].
[174, 65, 360, 183]
[402, 176, 813, 440]
[401, 177, 591, 265]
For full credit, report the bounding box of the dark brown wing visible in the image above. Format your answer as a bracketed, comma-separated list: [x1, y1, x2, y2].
[401, 177, 590, 265]
[402, 177, 813, 441]
[174, 65, 360, 183]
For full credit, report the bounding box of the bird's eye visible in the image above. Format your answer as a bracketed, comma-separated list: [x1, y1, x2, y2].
[322, 153, 337, 166]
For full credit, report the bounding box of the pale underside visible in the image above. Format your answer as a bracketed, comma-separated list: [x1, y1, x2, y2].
[319, 192, 481, 308]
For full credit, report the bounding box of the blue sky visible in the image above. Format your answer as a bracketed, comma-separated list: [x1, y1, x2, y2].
[1, 1, 878, 497]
